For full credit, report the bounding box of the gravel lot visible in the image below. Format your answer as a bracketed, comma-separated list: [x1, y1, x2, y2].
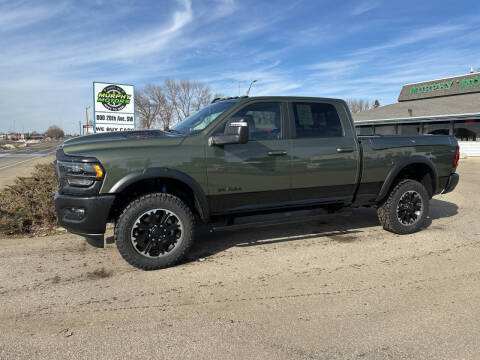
[0, 160, 478, 359]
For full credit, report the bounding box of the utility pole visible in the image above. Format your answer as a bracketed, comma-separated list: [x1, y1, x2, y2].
[246, 80, 258, 96]
[85, 106, 90, 134]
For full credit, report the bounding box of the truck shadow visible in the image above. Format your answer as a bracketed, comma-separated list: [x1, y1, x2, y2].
[185, 198, 458, 262]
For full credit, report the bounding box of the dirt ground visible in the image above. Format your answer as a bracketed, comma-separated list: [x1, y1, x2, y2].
[0, 160, 479, 359]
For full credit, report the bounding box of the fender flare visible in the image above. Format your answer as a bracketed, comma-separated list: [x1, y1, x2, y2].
[375, 155, 439, 203]
[109, 167, 210, 221]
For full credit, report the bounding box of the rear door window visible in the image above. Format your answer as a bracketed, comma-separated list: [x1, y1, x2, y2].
[292, 102, 343, 138]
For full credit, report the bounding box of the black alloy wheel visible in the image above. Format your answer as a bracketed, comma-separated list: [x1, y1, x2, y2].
[396, 190, 423, 225]
[130, 209, 183, 258]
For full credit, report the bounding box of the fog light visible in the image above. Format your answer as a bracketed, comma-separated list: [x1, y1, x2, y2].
[64, 207, 86, 220]
[67, 178, 95, 187]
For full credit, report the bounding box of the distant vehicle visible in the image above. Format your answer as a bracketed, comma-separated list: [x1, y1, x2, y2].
[27, 134, 45, 140]
[54, 96, 460, 270]
[7, 133, 21, 141]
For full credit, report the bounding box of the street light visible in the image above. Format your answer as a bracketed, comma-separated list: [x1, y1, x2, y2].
[85, 105, 91, 135]
[246, 80, 258, 96]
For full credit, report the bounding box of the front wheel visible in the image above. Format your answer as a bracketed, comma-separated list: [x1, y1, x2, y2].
[377, 179, 429, 234]
[115, 193, 195, 270]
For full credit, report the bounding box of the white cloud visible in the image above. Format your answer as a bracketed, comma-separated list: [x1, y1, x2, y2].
[351, 1, 380, 16]
[0, 2, 66, 31]
[352, 24, 467, 55]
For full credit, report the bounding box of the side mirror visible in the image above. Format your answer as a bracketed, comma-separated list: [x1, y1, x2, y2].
[209, 117, 249, 146]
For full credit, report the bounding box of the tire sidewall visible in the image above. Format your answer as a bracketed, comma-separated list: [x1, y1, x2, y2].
[116, 194, 194, 269]
[388, 180, 429, 234]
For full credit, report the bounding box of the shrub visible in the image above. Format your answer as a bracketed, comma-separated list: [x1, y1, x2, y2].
[0, 163, 57, 235]
[45, 125, 64, 139]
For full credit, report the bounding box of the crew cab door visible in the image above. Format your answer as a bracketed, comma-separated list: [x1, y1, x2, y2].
[288, 100, 360, 205]
[206, 101, 291, 214]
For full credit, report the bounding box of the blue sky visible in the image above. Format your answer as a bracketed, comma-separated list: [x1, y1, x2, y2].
[1, 0, 480, 134]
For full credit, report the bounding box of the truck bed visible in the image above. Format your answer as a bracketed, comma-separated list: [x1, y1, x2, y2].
[355, 135, 458, 204]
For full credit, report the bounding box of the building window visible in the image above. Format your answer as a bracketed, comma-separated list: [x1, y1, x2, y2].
[454, 120, 480, 141]
[423, 122, 451, 135]
[356, 126, 374, 135]
[398, 123, 421, 135]
[374, 125, 396, 135]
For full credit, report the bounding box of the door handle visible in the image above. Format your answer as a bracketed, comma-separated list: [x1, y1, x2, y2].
[267, 151, 287, 156]
[337, 147, 354, 153]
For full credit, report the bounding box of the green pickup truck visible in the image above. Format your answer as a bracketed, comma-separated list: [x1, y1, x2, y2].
[54, 96, 460, 270]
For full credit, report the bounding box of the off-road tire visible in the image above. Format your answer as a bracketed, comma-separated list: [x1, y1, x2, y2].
[115, 193, 195, 270]
[377, 179, 429, 234]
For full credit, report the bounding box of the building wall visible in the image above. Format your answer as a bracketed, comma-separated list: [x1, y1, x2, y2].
[458, 142, 480, 157]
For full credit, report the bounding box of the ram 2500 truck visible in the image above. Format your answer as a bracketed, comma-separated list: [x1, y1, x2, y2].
[54, 96, 460, 270]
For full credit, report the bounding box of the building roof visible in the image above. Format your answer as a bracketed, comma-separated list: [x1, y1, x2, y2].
[354, 92, 480, 123]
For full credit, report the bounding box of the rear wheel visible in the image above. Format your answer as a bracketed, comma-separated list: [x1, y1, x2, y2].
[115, 193, 195, 270]
[377, 179, 429, 234]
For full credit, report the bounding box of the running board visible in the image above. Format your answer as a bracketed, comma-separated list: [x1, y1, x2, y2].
[210, 209, 352, 232]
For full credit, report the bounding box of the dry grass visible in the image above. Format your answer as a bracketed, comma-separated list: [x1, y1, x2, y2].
[0, 163, 57, 235]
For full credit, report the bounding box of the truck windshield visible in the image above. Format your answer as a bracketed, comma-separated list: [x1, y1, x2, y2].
[171, 101, 237, 135]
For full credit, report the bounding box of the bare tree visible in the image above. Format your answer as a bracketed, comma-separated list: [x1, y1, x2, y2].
[136, 79, 215, 130]
[135, 84, 160, 129]
[346, 99, 373, 114]
[164, 78, 212, 121]
[151, 85, 174, 130]
[44, 125, 64, 139]
[373, 99, 381, 108]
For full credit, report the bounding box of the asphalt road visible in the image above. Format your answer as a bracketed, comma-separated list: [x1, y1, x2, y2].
[0, 160, 479, 359]
[0, 140, 62, 187]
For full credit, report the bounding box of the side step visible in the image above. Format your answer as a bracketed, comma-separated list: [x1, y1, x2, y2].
[210, 208, 352, 232]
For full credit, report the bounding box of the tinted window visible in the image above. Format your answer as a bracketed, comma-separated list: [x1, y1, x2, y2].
[454, 120, 480, 141]
[423, 122, 451, 136]
[375, 125, 396, 135]
[399, 123, 421, 135]
[232, 102, 282, 140]
[356, 125, 374, 135]
[293, 102, 343, 138]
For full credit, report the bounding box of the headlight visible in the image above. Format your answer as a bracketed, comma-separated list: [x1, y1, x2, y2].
[57, 161, 104, 187]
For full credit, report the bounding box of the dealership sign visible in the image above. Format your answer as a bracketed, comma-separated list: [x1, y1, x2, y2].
[409, 80, 454, 95]
[93, 82, 135, 133]
[398, 73, 480, 102]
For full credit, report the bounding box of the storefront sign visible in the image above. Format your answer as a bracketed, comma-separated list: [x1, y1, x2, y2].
[93, 82, 135, 133]
[399, 73, 480, 102]
[409, 81, 453, 95]
[461, 77, 480, 88]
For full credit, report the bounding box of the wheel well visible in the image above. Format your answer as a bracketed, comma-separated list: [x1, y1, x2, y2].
[393, 163, 435, 198]
[108, 178, 201, 223]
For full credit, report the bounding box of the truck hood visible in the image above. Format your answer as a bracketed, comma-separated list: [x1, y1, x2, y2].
[62, 130, 185, 156]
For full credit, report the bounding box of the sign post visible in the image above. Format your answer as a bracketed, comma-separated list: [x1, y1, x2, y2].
[93, 82, 135, 133]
